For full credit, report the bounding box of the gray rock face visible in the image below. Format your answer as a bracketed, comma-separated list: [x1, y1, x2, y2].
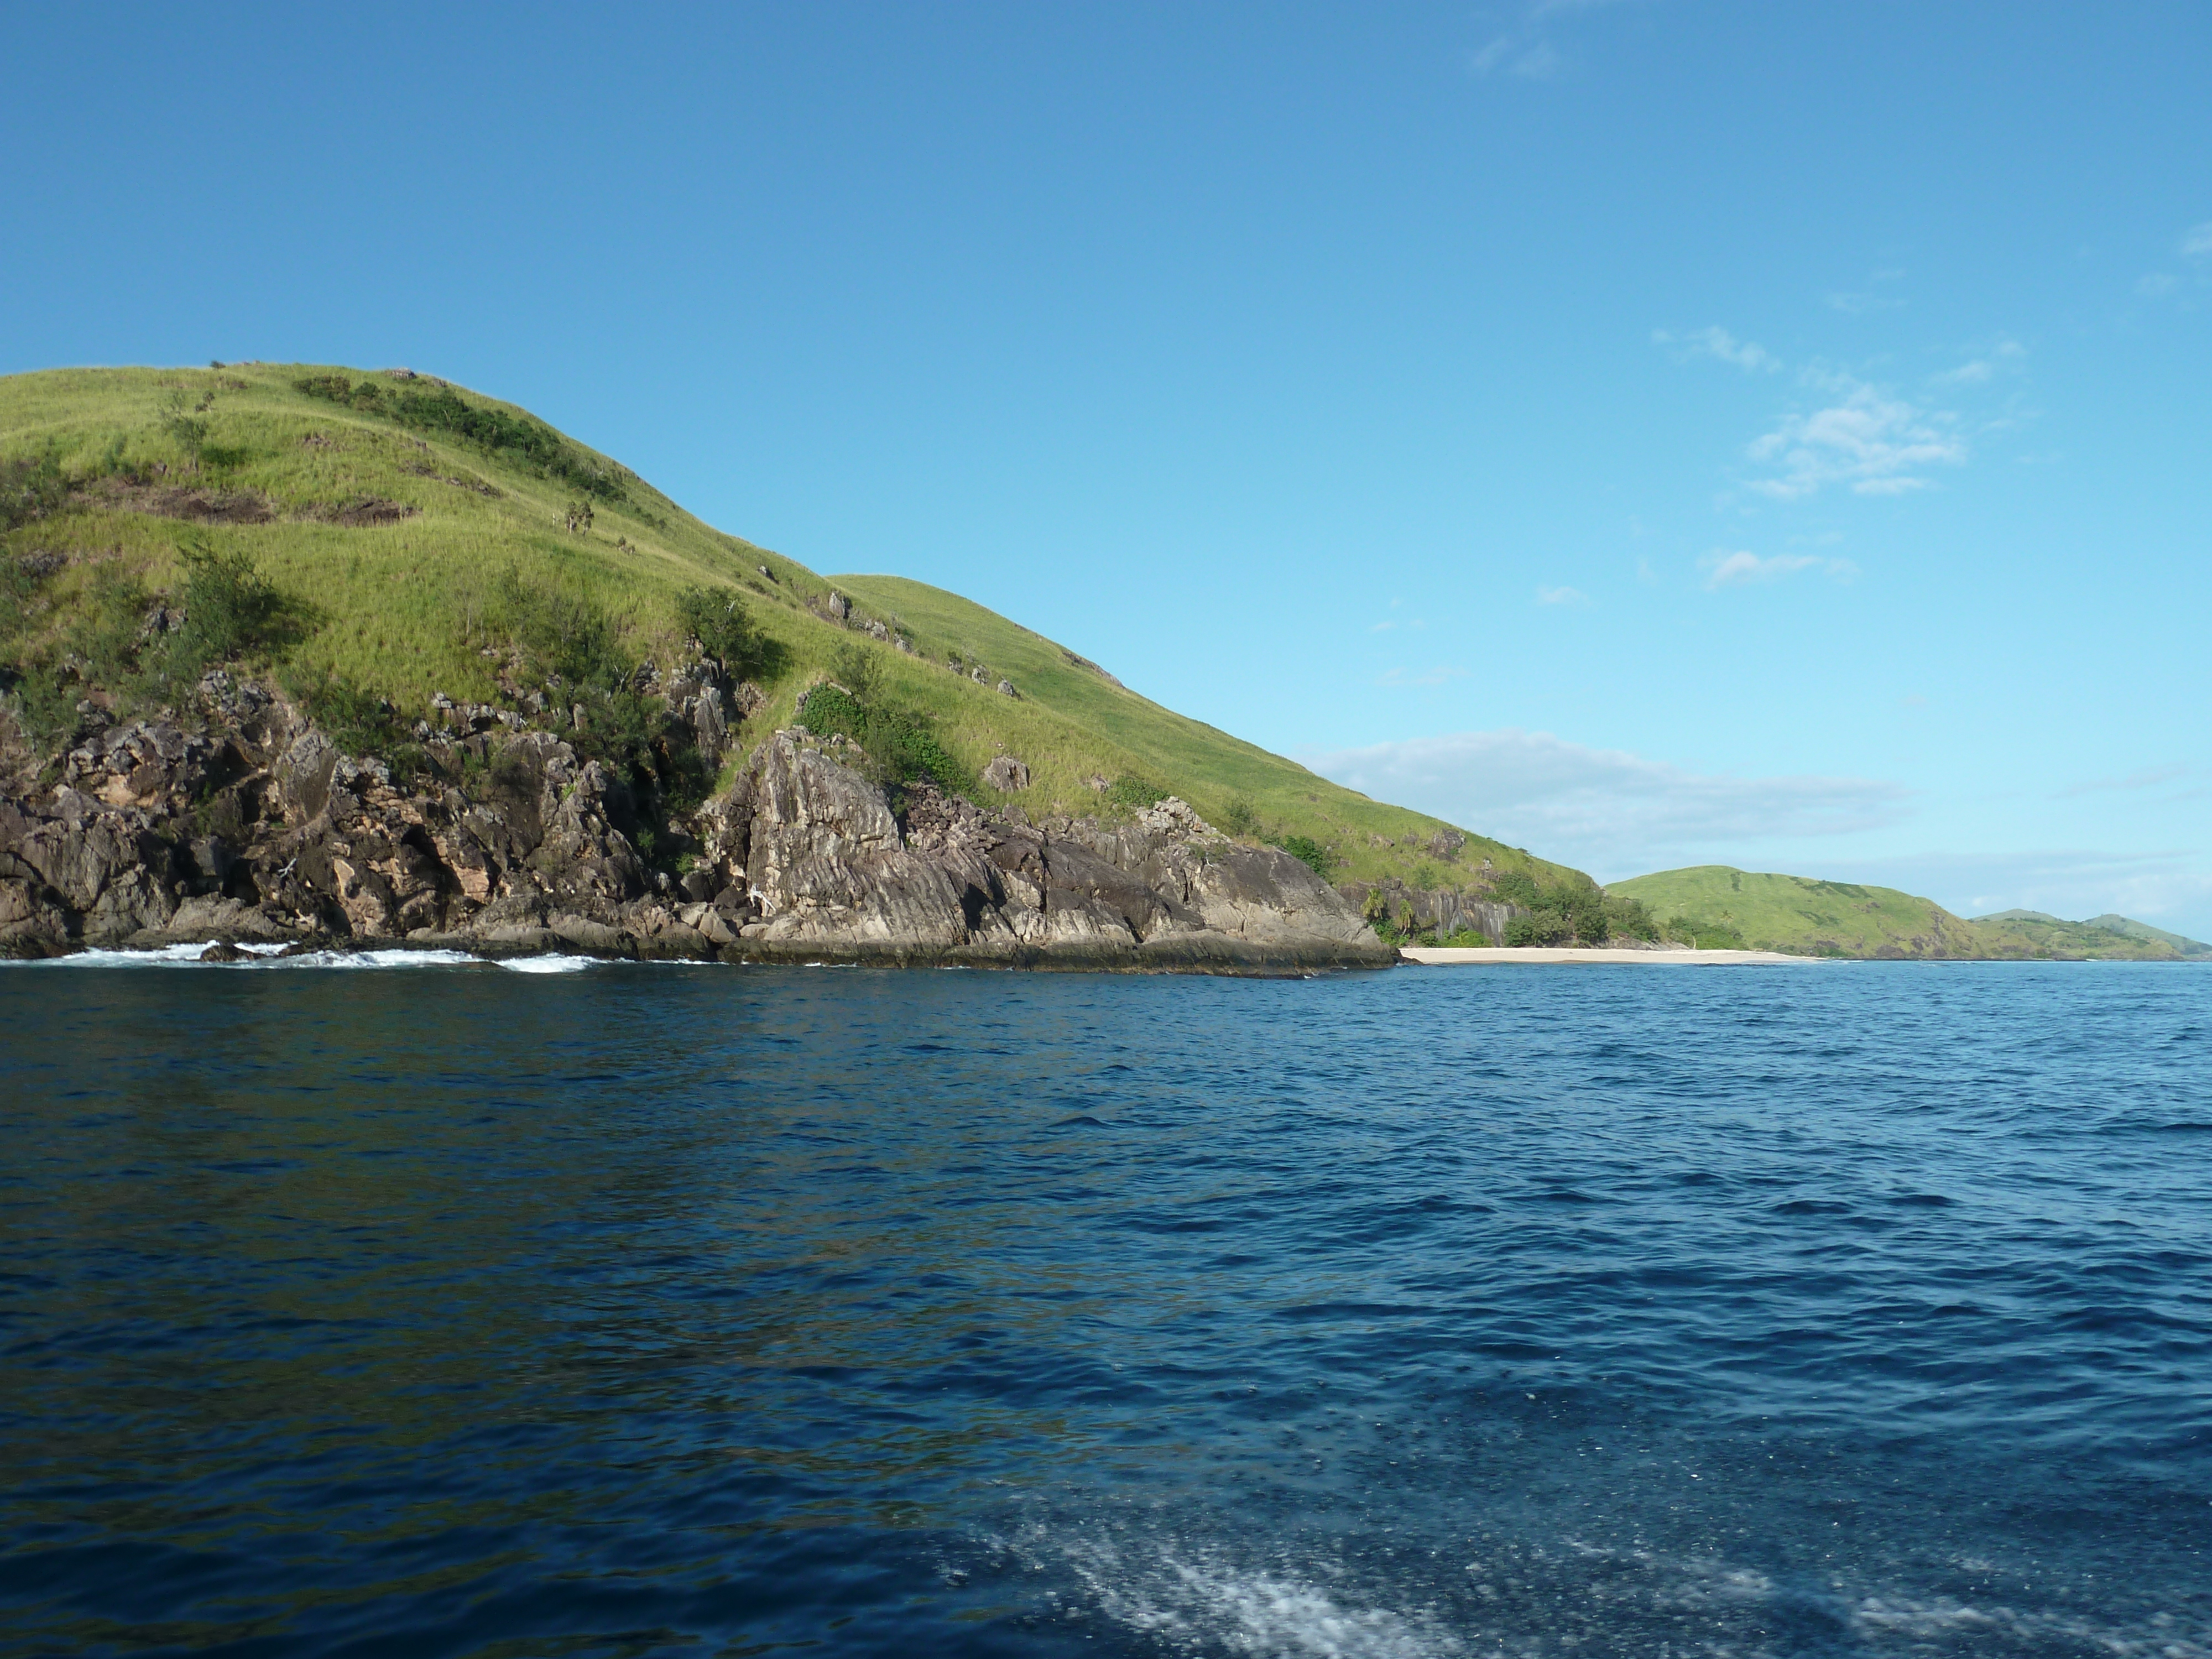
[0, 696, 1392, 973]
[982, 755, 1030, 791]
[1338, 877, 1515, 945]
[722, 733, 968, 950]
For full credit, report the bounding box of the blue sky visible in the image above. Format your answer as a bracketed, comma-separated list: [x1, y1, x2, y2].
[6, 3, 2208, 931]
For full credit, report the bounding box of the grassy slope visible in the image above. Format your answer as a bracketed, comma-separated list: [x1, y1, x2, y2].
[1615, 867, 2188, 960]
[1974, 909, 2209, 959]
[0, 363, 1577, 891]
[2080, 914, 2212, 956]
[828, 574, 1559, 886]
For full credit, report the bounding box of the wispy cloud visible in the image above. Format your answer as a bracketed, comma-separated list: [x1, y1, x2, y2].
[1825, 289, 1905, 316]
[1535, 585, 1588, 606]
[1470, 0, 1630, 79]
[1931, 340, 2025, 387]
[1699, 550, 1857, 589]
[1299, 729, 1912, 877]
[1745, 375, 1965, 499]
[1653, 326, 1779, 372]
[2053, 763, 2203, 800]
[2135, 223, 2212, 300]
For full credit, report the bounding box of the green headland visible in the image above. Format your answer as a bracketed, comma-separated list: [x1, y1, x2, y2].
[0, 362, 1579, 896]
[1611, 865, 2207, 961]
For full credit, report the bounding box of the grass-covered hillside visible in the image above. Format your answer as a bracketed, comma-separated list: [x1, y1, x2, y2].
[0, 363, 1581, 894]
[1615, 866, 2200, 960]
[1974, 909, 2211, 960]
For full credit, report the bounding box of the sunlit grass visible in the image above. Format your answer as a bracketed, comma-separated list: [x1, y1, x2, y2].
[1, 363, 1579, 890]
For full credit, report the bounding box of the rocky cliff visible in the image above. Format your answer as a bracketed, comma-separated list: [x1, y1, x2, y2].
[0, 682, 1392, 973]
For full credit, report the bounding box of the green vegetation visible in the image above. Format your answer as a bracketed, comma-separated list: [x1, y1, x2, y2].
[1971, 909, 2210, 960]
[296, 374, 628, 501]
[826, 573, 1579, 888]
[1274, 835, 1338, 882]
[1613, 867, 2198, 959]
[797, 665, 975, 806]
[0, 362, 1587, 897]
[2, 525, 310, 752]
[675, 585, 777, 684]
[1, 450, 67, 531]
[2078, 914, 2212, 956]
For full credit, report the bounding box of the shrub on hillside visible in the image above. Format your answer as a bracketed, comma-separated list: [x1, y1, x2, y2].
[1274, 834, 1338, 881]
[1504, 910, 1574, 947]
[1601, 893, 1661, 942]
[1104, 774, 1168, 813]
[494, 566, 623, 691]
[829, 641, 881, 705]
[1220, 796, 1259, 838]
[166, 536, 295, 667]
[674, 586, 776, 683]
[487, 567, 718, 829]
[1665, 915, 1747, 950]
[1490, 867, 1611, 945]
[296, 377, 628, 502]
[0, 450, 68, 532]
[159, 390, 209, 462]
[283, 665, 423, 772]
[796, 675, 974, 805]
[0, 538, 306, 757]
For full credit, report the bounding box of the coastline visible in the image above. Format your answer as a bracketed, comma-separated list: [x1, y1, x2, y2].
[1401, 945, 1820, 966]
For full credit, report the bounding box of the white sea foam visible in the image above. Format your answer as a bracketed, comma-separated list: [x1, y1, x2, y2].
[23, 941, 285, 967]
[12, 943, 483, 970]
[495, 955, 597, 974]
[1054, 1535, 1459, 1659]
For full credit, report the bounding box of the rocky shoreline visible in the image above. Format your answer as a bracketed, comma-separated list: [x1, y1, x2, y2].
[0, 680, 1395, 974]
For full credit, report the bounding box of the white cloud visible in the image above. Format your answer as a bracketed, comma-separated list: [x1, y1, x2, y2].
[1653, 326, 1779, 372]
[1699, 549, 1857, 589]
[1300, 729, 1912, 877]
[1928, 340, 2021, 386]
[1745, 378, 1966, 498]
[2182, 222, 2212, 258]
[2137, 272, 2180, 298]
[1535, 585, 1588, 606]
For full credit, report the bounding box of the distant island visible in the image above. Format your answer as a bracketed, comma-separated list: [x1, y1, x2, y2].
[1609, 867, 2209, 961]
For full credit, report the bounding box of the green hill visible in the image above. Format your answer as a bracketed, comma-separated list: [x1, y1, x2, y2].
[1611, 867, 2193, 959]
[0, 362, 1579, 894]
[1975, 909, 2211, 959]
[2083, 914, 2212, 956]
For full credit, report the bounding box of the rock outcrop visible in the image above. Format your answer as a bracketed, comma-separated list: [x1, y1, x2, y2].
[0, 688, 1391, 974]
[1337, 877, 1517, 945]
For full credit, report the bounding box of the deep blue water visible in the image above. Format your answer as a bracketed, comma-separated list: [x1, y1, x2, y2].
[1, 957, 2208, 1658]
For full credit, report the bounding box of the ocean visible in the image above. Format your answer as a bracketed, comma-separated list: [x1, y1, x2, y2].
[2, 956, 2206, 1656]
